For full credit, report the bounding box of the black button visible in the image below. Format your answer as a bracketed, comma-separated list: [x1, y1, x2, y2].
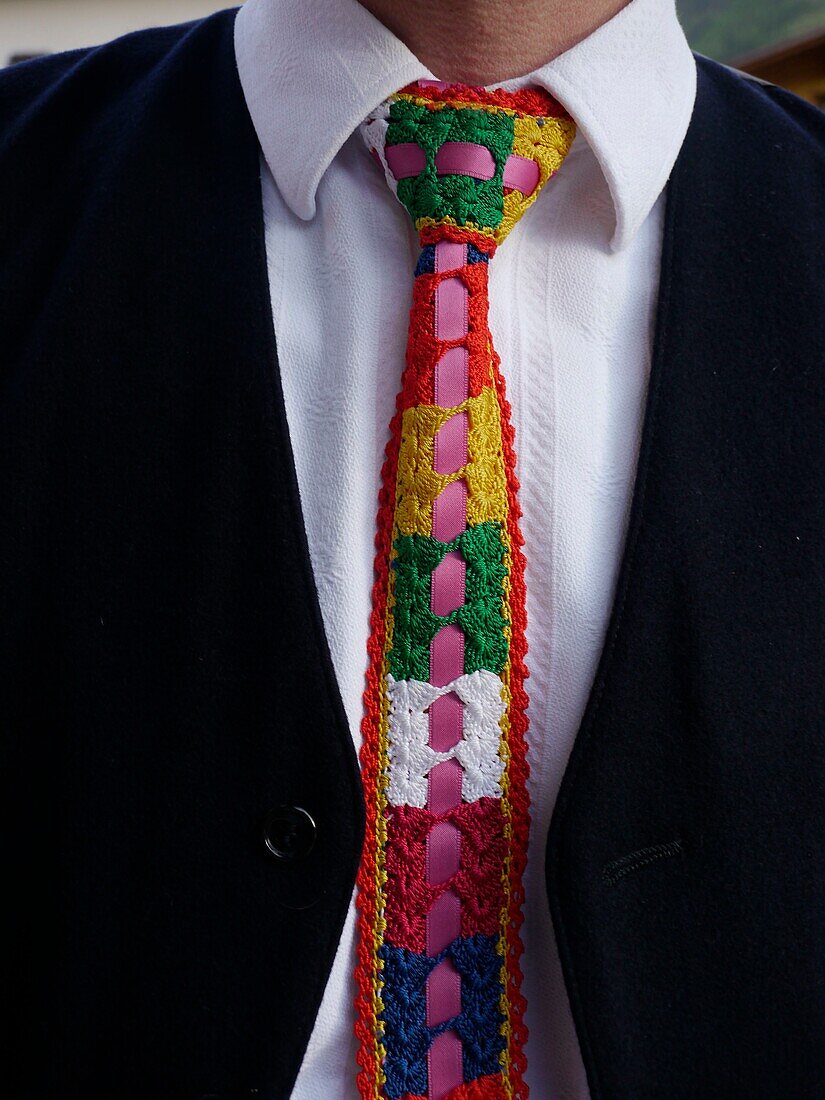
[262, 805, 316, 861]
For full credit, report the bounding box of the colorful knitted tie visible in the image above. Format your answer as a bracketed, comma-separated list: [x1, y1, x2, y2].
[356, 81, 576, 1100]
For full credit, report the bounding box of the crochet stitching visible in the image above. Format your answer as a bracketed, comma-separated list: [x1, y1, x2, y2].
[390, 523, 509, 682]
[386, 670, 507, 807]
[356, 79, 575, 1100]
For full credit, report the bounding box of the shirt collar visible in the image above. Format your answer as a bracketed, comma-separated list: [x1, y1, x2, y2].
[235, 0, 696, 251]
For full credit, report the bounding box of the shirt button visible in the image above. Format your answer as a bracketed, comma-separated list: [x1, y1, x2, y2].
[262, 805, 317, 861]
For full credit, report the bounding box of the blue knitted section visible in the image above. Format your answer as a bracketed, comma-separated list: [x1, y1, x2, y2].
[414, 243, 490, 276]
[379, 934, 506, 1099]
[414, 247, 435, 278]
[379, 946, 429, 1099]
[452, 935, 507, 1083]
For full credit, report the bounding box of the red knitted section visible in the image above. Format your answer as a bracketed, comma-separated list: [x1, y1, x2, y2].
[383, 799, 507, 954]
[398, 80, 569, 119]
[403, 1073, 508, 1100]
[494, 347, 531, 1097]
[419, 224, 497, 256]
[400, 262, 492, 410]
[354, 397, 404, 1098]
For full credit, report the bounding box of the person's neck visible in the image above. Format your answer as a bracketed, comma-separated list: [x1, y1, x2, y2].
[358, 0, 630, 84]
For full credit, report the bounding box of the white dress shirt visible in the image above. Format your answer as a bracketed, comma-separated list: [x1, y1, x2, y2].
[234, 0, 696, 1095]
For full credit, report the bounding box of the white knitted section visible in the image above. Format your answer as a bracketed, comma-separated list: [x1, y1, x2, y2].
[386, 670, 506, 808]
[359, 100, 399, 199]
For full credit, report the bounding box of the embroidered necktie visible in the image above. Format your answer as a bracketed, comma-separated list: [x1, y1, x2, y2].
[356, 80, 575, 1100]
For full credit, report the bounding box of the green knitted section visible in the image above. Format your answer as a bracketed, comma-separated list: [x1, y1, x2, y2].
[389, 522, 509, 682]
[387, 99, 515, 229]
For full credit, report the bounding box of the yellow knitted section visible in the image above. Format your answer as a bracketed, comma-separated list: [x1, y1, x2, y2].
[414, 214, 498, 241]
[395, 385, 507, 538]
[394, 90, 522, 118]
[497, 543, 514, 1094]
[373, 573, 395, 1093]
[497, 114, 577, 244]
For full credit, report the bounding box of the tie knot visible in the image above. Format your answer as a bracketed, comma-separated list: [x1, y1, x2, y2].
[362, 80, 575, 251]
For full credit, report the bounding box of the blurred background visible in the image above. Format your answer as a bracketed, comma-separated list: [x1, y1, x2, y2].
[1, 0, 823, 106]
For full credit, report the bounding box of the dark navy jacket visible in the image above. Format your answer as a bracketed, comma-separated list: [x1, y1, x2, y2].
[1, 10, 823, 1099]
